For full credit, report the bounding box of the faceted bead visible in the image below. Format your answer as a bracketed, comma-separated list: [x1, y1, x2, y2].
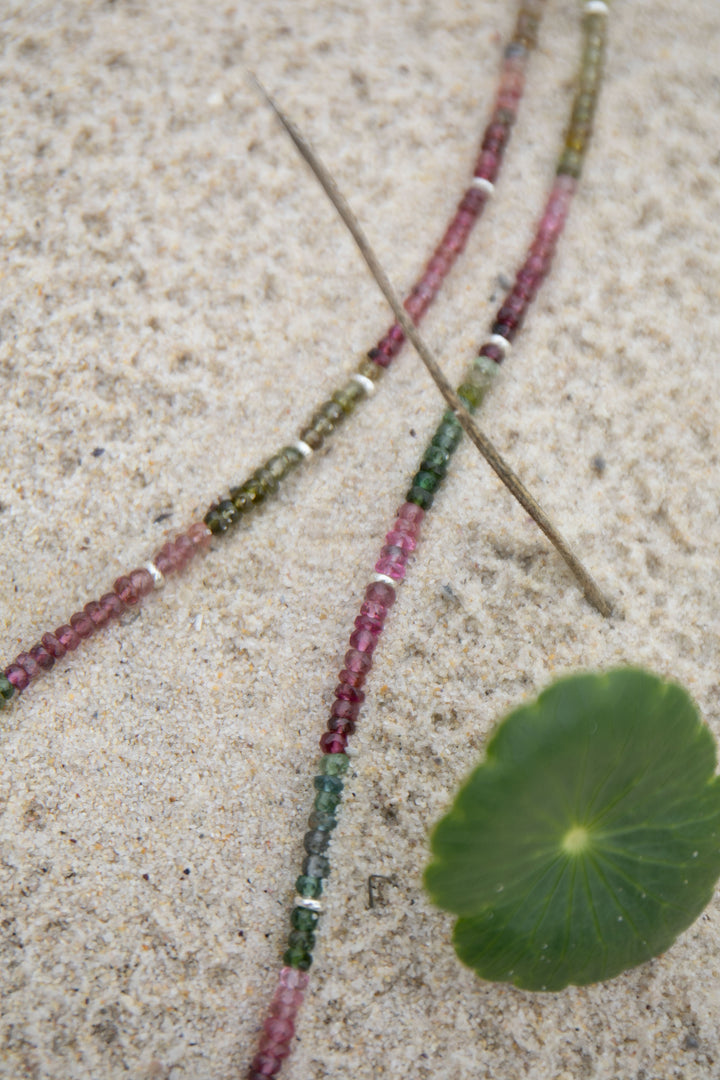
[407, 486, 434, 511]
[282, 946, 312, 972]
[187, 521, 212, 549]
[5, 664, 29, 692]
[40, 632, 66, 660]
[55, 624, 80, 651]
[457, 381, 485, 409]
[129, 568, 154, 597]
[69, 612, 94, 640]
[335, 679, 365, 703]
[320, 752, 349, 776]
[262, 1016, 295, 1045]
[278, 966, 310, 991]
[329, 699, 360, 726]
[249, 1051, 283, 1076]
[113, 576, 139, 606]
[303, 829, 330, 855]
[344, 649, 372, 674]
[384, 528, 416, 553]
[15, 652, 40, 679]
[291, 906, 319, 932]
[99, 592, 124, 620]
[411, 471, 440, 494]
[337, 668, 366, 689]
[358, 601, 388, 628]
[364, 580, 396, 607]
[0, 672, 16, 700]
[302, 854, 330, 879]
[327, 716, 355, 736]
[314, 790, 341, 814]
[397, 501, 425, 525]
[83, 600, 108, 629]
[319, 731, 348, 754]
[295, 874, 323, 898]
[29, 644, 54, 671]
[314, 774, 344, 794]
[348, 627, 376, 654]
[479, 342, 504, 363]
[204, 506, 225, 535]
[307, 810, 337, 832]
[374, 556, 406, 581]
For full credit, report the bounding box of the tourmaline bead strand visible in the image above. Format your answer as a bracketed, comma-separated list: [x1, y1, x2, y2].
[3, 523, 211, 696]
[1, 3, 540, 707]
[248, 3, 606, 1073]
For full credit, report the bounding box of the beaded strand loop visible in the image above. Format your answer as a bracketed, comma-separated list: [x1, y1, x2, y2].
[247, 2, 608, 1076]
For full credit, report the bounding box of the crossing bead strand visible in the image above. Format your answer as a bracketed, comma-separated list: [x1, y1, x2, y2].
[248, 2, 608, 1073]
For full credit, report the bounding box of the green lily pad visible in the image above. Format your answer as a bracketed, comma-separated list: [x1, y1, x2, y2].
[424, 669, 720, 991]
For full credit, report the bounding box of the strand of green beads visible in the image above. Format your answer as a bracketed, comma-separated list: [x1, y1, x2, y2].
[247, 3, 608, 1075]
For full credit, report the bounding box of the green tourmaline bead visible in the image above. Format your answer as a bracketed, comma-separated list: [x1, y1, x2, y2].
[302, 853, 331, 878]
[457, 382, 486, 410]
[0, 673, 13, 702]
[291, 906, 319, 932]
[407, 485, 434, 511]
[308, 810, 338, 832]
[314, 790, 341, 814]
[314, 774, 343, 795]
[304, 829, 331, 855]
[320, 753, 349, 776]
[283, 945, 313, 971]
[217, 499, 241, 528]
[288, 928, 316, 952]
[295, 874, 323, 898]
[204, 506, 226, 534]
[412, 470, 441, 494]
[332, 380, 365, 414]
[558, 147, 584, 178]
[421, 445, 449, 476]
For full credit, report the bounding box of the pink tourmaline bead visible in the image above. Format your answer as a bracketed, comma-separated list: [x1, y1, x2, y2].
[249, 1051, 282, 1077]
[153, 543, 175, 576]
[385, 528, 416, 552]
[55, 624, 80, 651]
[331, 699, 360, 723]
[113, 576, 139, 605]
[364, 580, 396, 607]
[358, 600, 388, 626]
[328, 716, 355, 736]
[16, 651, 41, 679]
[374, 557, 406, 581]
[129, 568, 153, 597]
[354, 613, 382, 636]
[187, 521, 212, 549]
[5, 664, 30, 691]
[262, 1017, 295, 1044]
[270, 987, 304, 1016]
[397, 502, 424, 525]
[69, 611, 94, 639]
[335, 681, 365, 703]
[173, 534, 195, 564]
[29, 644, 54, 671]
[99, 592, 124, 620]
[278, 967, 309, 991]
[337, 667, 366, 689]
[348, 628, 377, 654]
[41, 632, 66, 660]
[84, 600, 109, 629]
[320, 731, 347, 754]
[344, 648, 372, 674]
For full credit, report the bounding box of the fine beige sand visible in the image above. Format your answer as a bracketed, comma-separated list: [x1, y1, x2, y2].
[1, 1, 720, 1077]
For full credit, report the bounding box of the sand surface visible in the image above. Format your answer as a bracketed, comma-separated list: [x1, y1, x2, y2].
[1, 1, 720, 1077]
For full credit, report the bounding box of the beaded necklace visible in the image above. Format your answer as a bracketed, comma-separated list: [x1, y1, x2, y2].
[0, 0, 543, 709]
[248, 4, 607, 1076]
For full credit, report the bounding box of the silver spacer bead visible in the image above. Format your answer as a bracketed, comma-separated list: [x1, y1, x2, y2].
[351, 372, 375, 395]
[372, 573, 396, 587]
[585, 0, 609, 13]
[294, 440, 313, 458]
[471, 177, 495, 196]
[487, 333, 512, 356]
[294, 896, 323, 914]
[145, 561, 165, 589]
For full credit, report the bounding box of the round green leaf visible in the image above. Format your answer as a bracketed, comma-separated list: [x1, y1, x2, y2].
[424, 669, 720, 991]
